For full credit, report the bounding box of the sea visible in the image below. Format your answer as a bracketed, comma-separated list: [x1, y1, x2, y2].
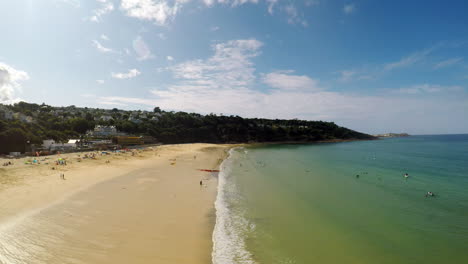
[212, 134, 468, 264]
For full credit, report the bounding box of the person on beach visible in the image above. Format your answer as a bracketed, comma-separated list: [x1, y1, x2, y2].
[200, 180, 203, 186]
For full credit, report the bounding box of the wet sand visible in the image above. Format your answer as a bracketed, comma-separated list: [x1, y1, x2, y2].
[0, 144, 229, 264]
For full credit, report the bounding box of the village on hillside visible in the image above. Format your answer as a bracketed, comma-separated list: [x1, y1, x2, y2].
[0, 103, 159, 157]
[0, 102, 375, 157]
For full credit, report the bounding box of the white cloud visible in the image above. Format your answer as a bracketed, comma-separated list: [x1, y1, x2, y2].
[203, 0, 215, 6]
[92, 40, 116, 53]
[266, 0, 278, 14]
[97, 79, 105, 84]
[133, 36, 155, 61]
[343, 3, 356, 14]
[111, 69, 141, 79]
[166, 39, 262, 90]
[0, 62, 29, 103]
[433, 57, 463, 69]
[100, 34, 110, 41]
[262, 71, 321, 91]
[120, 0, 184, 25]
[89, 0, 114, 22]
[120, 1, 308, 26]
[167, 55, 174, 61]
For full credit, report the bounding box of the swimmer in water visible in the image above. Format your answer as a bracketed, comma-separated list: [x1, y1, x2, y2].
[404, 173, 409, 179]
[425, 191, 435, 197]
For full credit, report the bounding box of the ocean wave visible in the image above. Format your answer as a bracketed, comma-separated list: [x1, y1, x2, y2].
[212, 148, 256, 264]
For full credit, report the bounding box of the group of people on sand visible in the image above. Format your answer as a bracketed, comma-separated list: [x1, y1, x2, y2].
[55, 159, 67, 166]
[2, 161, 13, 166]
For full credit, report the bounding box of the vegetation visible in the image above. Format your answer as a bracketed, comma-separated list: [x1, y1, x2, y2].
[0, 102, 374, 153]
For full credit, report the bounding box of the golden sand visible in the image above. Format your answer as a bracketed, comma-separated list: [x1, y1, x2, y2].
[0, 144, 230, 264]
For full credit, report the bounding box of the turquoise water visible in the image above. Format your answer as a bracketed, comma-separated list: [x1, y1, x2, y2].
[212, 135, 468, 264]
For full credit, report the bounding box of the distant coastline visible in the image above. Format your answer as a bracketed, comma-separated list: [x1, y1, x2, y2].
[373, 133, 410, 138]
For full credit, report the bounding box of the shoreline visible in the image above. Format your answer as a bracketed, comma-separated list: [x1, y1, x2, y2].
[0, 143, 232, 264]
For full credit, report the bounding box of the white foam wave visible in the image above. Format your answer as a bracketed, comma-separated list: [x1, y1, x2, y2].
[212, 148, 256, 264]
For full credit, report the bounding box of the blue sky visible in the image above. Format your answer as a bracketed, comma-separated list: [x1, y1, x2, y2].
[0, 0, 467, 134]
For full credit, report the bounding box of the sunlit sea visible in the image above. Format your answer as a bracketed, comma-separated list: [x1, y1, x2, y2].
[212, 135, 468, 264]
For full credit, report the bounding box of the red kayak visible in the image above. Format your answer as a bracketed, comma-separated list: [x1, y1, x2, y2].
[198, 169, 220, 172]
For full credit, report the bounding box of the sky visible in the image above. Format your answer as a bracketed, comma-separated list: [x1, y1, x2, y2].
[0, 0, 467, 135]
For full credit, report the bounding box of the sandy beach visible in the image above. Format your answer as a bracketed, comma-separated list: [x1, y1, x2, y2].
[0, 143, 230, 264]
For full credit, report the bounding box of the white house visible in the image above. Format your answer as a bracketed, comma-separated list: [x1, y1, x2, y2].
[100, 115, 114, 121]
[87, 125, 125, 137]
[42, 139, 78, 150]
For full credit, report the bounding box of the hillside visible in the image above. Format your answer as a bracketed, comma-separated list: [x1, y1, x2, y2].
[0, 102, 375, 153]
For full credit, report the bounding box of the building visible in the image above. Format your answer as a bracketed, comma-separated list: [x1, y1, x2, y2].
[0, 106, 14, 120]
[42, 139, 79, 151]
[128, 116, 142, 124]
[87, 125, 125, 137]
[100, 115, 114, 121]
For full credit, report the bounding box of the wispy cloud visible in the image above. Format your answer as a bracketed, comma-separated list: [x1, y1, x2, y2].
[165, 39, 262, 90]
[120, 0, 182, 25]
[92, 40, 117, 53]
[266, 0, 278, 15]
[158, 33, 167, 40]
[111, 69, 141, 79]
[167, 56, 174, 61]
[262, 70, 322, 91]
[433, 57, 463, 69]
[394, 84, 464, 94]
[283, 4, 308, 26]
[59, 0, 80, 8]
[120, 0, 309, 27]
[384, 47, 435, 71]
[0, 62, 29, 103]
[340, 45, 440, 82]
[96, 79, 105, 84]
[210, 26, 220, 31]
[89, 0, 114, 22]
[100, 34, 110, 41]
[133, 36, 154, 61]
[343, 3, 356, 14]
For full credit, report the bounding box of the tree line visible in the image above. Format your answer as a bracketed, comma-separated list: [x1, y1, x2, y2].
[0, 102, 374, 153]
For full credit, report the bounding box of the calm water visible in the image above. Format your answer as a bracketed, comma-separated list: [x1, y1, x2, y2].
[212, 135, 468, 264]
